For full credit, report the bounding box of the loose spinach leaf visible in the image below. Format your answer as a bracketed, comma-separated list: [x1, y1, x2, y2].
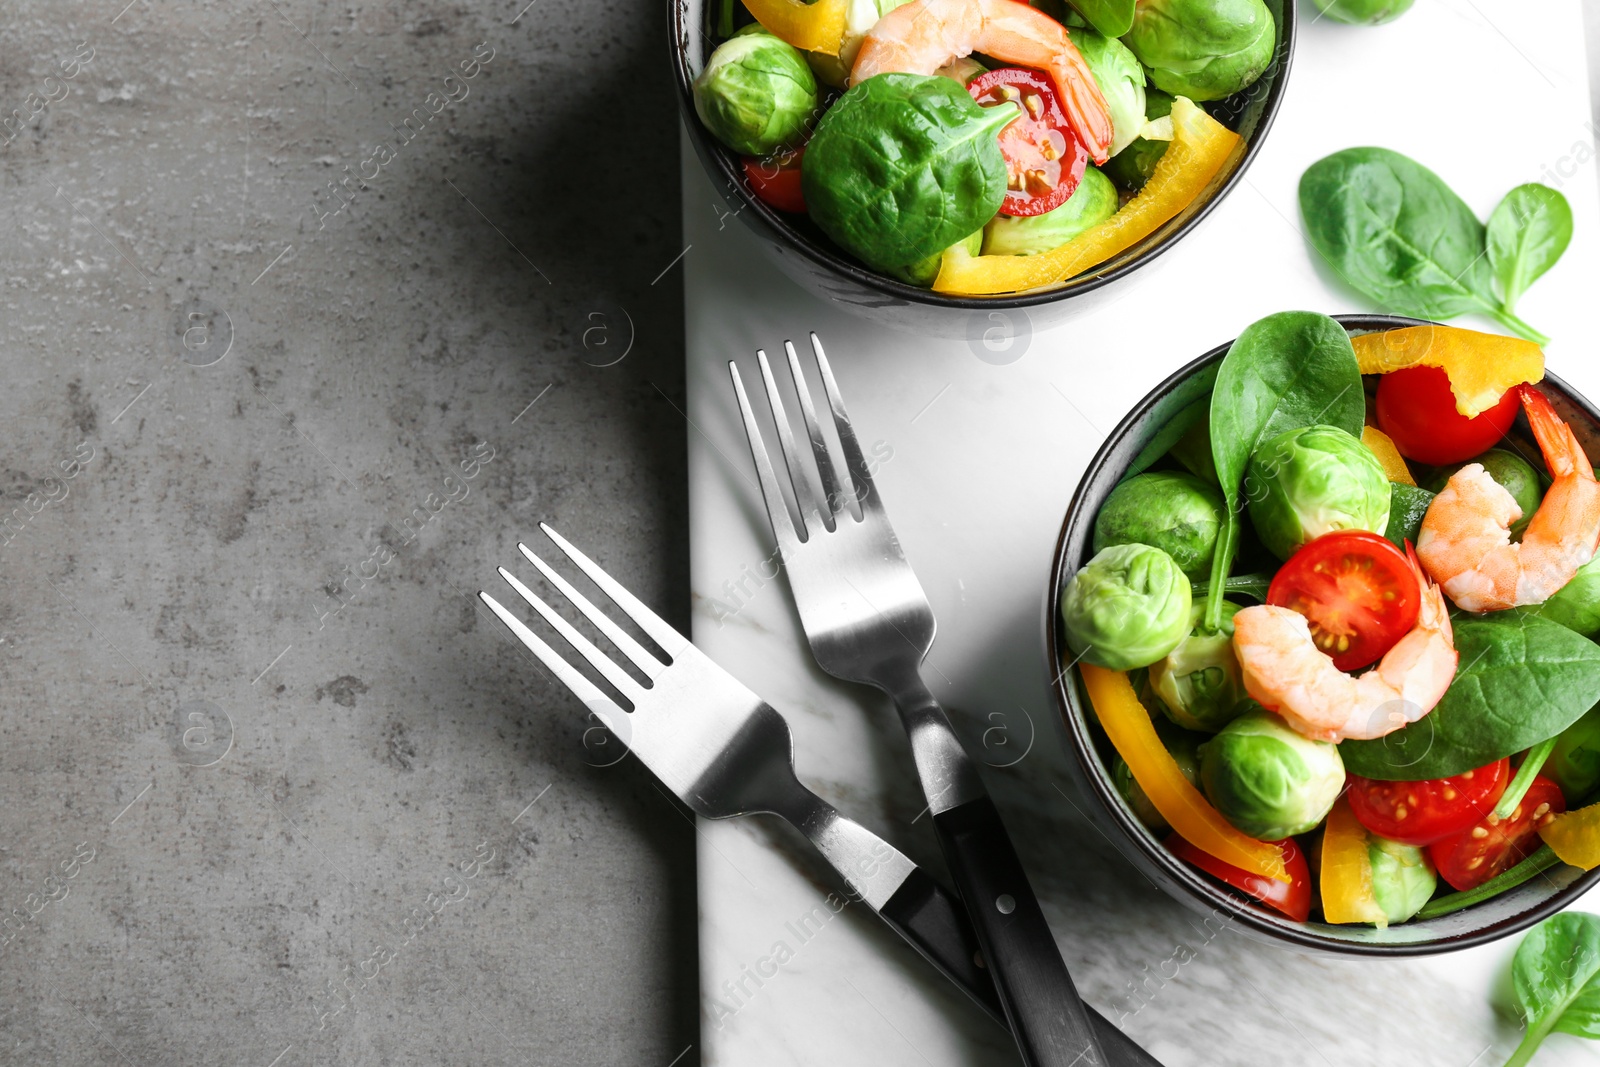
[1487, 183, 1573, 317]
[1298, 147, 1549, 344]
[1203, 311, 1365, 628]
[803, 73, 1013, 273]
[1383, 482, 1434, 549]
[1505, 913, 1600, 1067]
[1342, 613, 1600, 781]
[1065, 0, 1136, 36]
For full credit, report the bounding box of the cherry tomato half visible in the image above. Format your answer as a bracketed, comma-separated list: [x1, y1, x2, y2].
[1266, 531, 1422, 672]
[1428, 775, 1565, 891]
[742, 146, 806, 214]
[1167, 834, 1312, 922]
[967, 67, 1086, 217]
[1346, 759, 1510, 846]
[1375, 365, 1520, 466]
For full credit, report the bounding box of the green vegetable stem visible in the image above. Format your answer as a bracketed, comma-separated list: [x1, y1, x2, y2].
[1413, 844, 1560, 920]
[1505, 912, 1600, 1066]
[1496, 737, 1560, 821]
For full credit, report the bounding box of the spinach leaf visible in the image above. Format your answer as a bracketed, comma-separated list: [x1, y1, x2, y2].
[1342, 613, 1600, 781]
[1505, 913, 1600, 1067]
[1487, 183, 1573, 317]
[803, 73, 1012, 273]
[1123, 393, 1210, 482]
[1383, 482, 1434, 549]
[1298, 147, 1549, 344]
[1066, 0, 1136, 36]
[1203, 311, 1365, 628]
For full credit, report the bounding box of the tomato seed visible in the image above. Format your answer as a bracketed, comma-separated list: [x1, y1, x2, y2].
[1514, 805, 1524, 820]
[1442, 787, 1457, 801]
[1462, 770, 1475, 779]
[1470, 826, 1489, 839]
[1039, 139, 1057, 161]
[1023, 93, 1043, 119]
[1394, 806, 1407, 819]
[1534, 803, 1549, 819]
[1466, 857, 1483, 869]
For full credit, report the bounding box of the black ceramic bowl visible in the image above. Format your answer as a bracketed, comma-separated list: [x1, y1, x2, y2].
[1047, 313, 1600, 956]
[668, 0, 1296, 336]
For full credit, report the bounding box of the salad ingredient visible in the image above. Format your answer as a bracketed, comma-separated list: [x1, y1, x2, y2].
[743, 0, 850, 54]
[1414, 844, 1561, 919]
[1151, 604, 1245, 732]
[1198, 707, 1344, 839]
[933, 96, 1238, 294]
[1535, 556, 1600, 638]
[802, 73, 1014, 272]
[1487, 183, 1573, 319]
[1081, 664, 1289, 881]
[743, 147, 808, 213]
[1073, 30, 1145, 156]
[1298, 148, 1550, 344]
[1504, 912, 1600, 1067]
[1341, 613, 1600, 781]
[1424, 448, 1542, 541]
[1191, 573, 1272, 603]
[1428, 775, 1564, 891]
[1367, 836, 1438, 924]
[1061, 543, 1192, 670]
[967, 67, 1087, 216]
[1360, 425, 1413, 486]
[1114, 719, 1203, 831]
[1245, 426, 1391, 561]
[1101, 88, 1173, 192]
[1417, 386, 1600, 612]
[804, 0, 916, 87]
[1265, 531, 1421, 673]
[1495, 738, 1560, 821]
[885, 229, 982, 287]
[1166, 833, 1310, 921]
[1549, 706, 1600, 803]
[1384, 483, 1435, 549]
[1539, 802, 1600, 870]
[1346, 758, 1510, 846]
[1376, 366, 1520, 466]
[1320, 796, 1391, 925]
[1065, 0, 1136, 37]
[1350, 324, 1544, 419]
[1310, 0, 1413, 24]
[982, 165, 1118, 255]
[693, 31, 820, 156]
[852, 0, 1114, 162]
[1092, 471, 1225, 580]
[1124, 382, 1215, 481]
[1122, 0, 1275, 103]
[1233, 546, 1455, 743]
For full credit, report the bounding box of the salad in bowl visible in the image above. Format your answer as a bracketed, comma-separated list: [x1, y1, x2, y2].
[1051, 312, 1600, 952]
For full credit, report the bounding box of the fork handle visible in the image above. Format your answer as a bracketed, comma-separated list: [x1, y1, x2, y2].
[932, 795, 1108, 1067]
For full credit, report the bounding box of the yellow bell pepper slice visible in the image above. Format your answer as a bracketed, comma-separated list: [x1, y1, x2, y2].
[741, 0, 847, 55]
[1361, 425, 1415, 486]
[1080, 665, 1288, 882]
[1320, 797, 1390, 926]
[1350, 326, 1544, 419]
[1538, 802, 1600, 869]
[933, 97, 1241, 296]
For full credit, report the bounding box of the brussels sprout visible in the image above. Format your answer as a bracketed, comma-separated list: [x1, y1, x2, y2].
[1548, 704, 1600, 803]
[1123, 0, 1276, 103]
[1073, 31, 1146, 156]
[886, 229, 983, 288]
[1113, 720, 1204, 832]
[1061, 543, 1192, 670]
[1101, 88, 1173, 192]
[1311, 0, 1414, 25]
[1245, 425, 1391, 561]
[1198, 707, 1344, 839]
[1535, 555, 1600, 639]
[1092, 471, 1226, 580]
[982, 166, 1119, 256]
[1366, 836, 1436, 924]
[1424, 448, 1543, 540]
[1151, 602, 1244, 732]
[694, 31, 819, 156]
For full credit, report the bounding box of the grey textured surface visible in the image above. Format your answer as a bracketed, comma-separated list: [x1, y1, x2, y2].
[0, 2, 695, 1065]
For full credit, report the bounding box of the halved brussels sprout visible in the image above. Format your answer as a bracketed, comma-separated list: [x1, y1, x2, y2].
[1073, 30, 1146, 156]
[1245, 425, 1391, 561]
[1367, 836, 1436, 924]
[1091, 470, 1226, 580]
[1123, 0, 1275, 102]
[982, 166, 1118, 256]
[1113, 720, 1204, 833]
[1061, 543, 1192, 670]
[887, 229, 983, 288]
[1151, 602, 1244, 732]
[1101, 88, 1173, 192]
[1198, 707, 1344, 839]
[1424, 447, 1543, 540]
[694, 31, 819, 156]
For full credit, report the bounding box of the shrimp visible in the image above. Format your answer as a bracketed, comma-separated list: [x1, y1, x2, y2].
[1417, 385, 1600, 612]
[851, 0, 1113, 163]
[1232, 548, 1458, 742]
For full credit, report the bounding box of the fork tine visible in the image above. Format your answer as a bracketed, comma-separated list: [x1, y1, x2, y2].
[497, 566, 644, 702]
[478, 590, 628, 733]
[730, 362, 805, 548]
[537, 523, 689, 656]
[809, 333, 880, 512]
[783, 339, 849, 518]
[517, 542, 667, 680]
[756, 348, 827, 529]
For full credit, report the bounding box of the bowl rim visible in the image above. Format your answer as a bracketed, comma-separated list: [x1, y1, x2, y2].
[667, 0, 1297, 310]
[1045, 312, 1600, 956]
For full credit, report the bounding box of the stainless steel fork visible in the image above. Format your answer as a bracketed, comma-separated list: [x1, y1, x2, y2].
[731, 335, 1110, 1067]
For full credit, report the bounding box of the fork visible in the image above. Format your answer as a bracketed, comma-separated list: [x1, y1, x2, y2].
[731, 335, 1110, 1067]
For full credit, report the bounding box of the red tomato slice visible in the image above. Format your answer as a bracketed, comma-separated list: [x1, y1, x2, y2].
[742, 147, 806, 214]
[1346, 759, 1510, 846]
[1428, 776, 1565, 891]
[1167, 834, 1312, 922]
[1375, 365, 1519, 466]
[1266, 531, 1422, 672]
[967, 67, 1086, 218]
